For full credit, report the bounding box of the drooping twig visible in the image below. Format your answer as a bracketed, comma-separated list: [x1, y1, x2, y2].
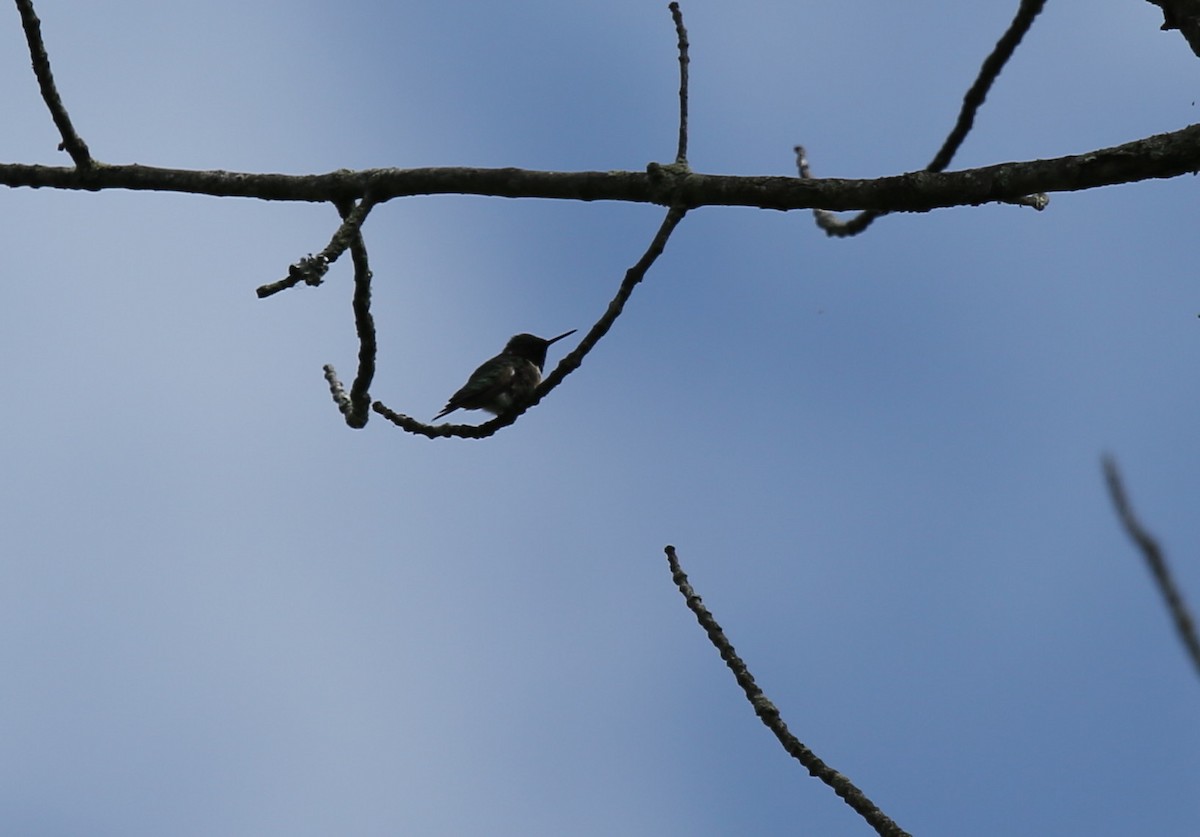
[336, 198, 377, 427]
[256, 198, 376, 298]
[1102, 456, 1200, 680]
[794, 145, 867, 237]
[668, 2, 690, 165]
[373, 206, 689, 438]
[799, 0, 1048, 237]
[663, 546, 911, 837]
[14, 0, 92, 168]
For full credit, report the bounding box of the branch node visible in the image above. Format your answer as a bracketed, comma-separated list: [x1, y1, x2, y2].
[294, 254, 331, 287]
[645, 160, 692, 207]
[254, 254, 327, 298]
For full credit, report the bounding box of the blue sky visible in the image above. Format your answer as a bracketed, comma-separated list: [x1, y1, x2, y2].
[2, 1, 1198, 835]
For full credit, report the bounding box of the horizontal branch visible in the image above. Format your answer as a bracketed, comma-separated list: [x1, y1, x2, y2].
[3, 123, 1200, 212]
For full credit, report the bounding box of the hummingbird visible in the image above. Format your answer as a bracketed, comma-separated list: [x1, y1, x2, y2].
[433, 329, 576, 421]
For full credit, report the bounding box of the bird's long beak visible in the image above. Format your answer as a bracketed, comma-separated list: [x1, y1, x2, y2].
[546, 329, 577, 345]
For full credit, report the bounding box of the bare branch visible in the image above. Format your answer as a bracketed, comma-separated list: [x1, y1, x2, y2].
[5, 122, 1199, 212]
[254, 255, 330, 299]
[14, 0, 92, 168]
[798, 0, 1048, 237]
[668, 2, 690, 165]
[539, 207, 686, 388]
[1102, 456, 1200, 680]
[663, 546, 912, 837]
[373, 206, 689, 438]
[928, 0, 1047, 173]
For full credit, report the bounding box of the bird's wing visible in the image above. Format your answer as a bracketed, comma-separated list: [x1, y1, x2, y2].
[433, 360, 516, 420]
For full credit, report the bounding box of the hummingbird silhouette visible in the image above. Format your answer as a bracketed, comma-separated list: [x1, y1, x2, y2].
[433, 329, 576, 421]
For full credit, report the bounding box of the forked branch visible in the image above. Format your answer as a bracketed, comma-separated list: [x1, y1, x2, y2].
[797, 0, 1049, 237]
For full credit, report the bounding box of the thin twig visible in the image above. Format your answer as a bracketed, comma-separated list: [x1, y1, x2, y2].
[538, 207, 686, 395]
[255, 254, 329, 299]
[14, 0, 92, 168]
[663, 546, 911, 837]
[668, 2, 690, 165]
[373, 206, 689, 438]
[1102, 456, 1200, 680]
[323, 364, 354, 418]
[927, 0, 1047, 172]
[256, 198, 375, 298]
[798, 0, 1048, 237]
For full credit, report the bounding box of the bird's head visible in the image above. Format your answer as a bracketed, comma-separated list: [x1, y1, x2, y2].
[503, 329, 576, 370]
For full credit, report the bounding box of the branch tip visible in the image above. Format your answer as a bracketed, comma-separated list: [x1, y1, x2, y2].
[667, 2, 690, 165]
[1102, 456, 1200, 679]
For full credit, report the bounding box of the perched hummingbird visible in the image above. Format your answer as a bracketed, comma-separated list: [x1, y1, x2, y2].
[433, 329, 576, 421]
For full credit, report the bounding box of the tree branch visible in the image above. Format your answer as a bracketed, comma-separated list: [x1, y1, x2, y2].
[668, 2, 690, 165]
[14, 0, 92, 168]
[664, 546, 911, 837]
[798, 0, 1048, 237]
[1102, 456, 1200, 680]
[927, 0, 1047, 173]
[4, 121, 1199, 212]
